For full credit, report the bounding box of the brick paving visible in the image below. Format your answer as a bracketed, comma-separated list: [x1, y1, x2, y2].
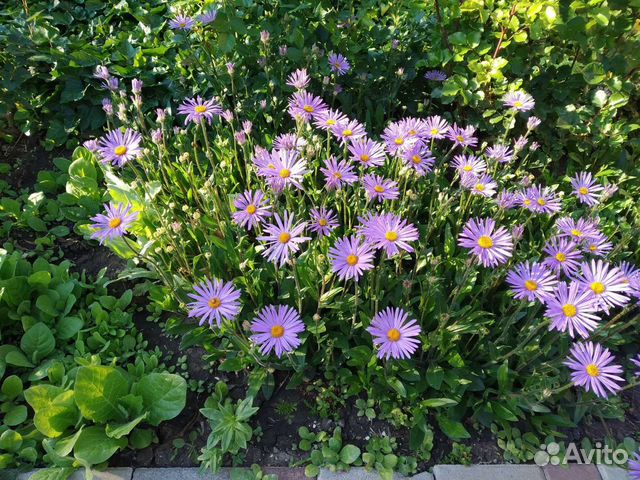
[9, 464, 631, 480]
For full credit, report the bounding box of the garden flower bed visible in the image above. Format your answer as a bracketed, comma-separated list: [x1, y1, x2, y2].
[1, 1, 640, 480]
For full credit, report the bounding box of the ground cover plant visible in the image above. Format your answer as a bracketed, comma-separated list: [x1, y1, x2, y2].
[1, 0, 640, 478]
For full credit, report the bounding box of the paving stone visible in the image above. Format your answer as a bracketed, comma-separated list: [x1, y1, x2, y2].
[543, 464, 601, 480]
[262, 467, 307, 480]
[14, 469, 132, 480]
[133, 468, 231, 480]
[597, 465, 628, 480]
[432, 464, 545, 480]
[319, 467, 434, 480]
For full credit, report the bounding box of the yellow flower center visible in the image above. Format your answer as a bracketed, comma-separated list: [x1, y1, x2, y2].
[385, 231, 398, 242]
[374, 185, 385, 193]
[303, 105, 314, 113]
[555, 252, 567, 262]
[279, 169, 291, 179]
[589, 244, 597, 252]
[360, 154, 370, 162]
[394, 138, 404, 145]
[524, 280, 538, 291]
[208, 297, 221, 309]
[586, 364, 599, 377]
[114, 145, 128, 156]
[278, 232, 291, 243]
[342, 129, 353, 137]
[267, 163, 275, 169]
[346, 254, 358, 266]
[195, 105, 207, 113]
[319, 219, 328, 226]
[108, 218, 122, 228]
[579, 187, 589, 195]
[430, 128, 439, 135]
[246, 204, 257, 214]
[537, 198, 546, 206]
[524, 199, 532, 206]
[387, 328, 401, 342]
[477, 236, 493, 249]
[463, 165, 473, 172]
[571, 229, 582, 237]
[271, 325, 285, 338]
[475, 183, 485, 192]
[514, 101, 523, 108]
[562, 304, 577, 317]
[327, 119, 336, 126]
[456, 135, 464, 142]
[179, 22, 186, 27]
[411, 155, 421, 164]
[333, 172, 342, 179]
[590, 281, 606, 294]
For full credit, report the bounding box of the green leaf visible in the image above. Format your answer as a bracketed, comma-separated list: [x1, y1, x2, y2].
[422, 398, 458, 408]
[56, 316, 84, 340]
[74, 365, 130, 422]
[387, 377, 406, 397]
[74, 426, 127, 465]
[5, 350, 34, 368]
[21, 322, 56, 362]
[135, 372, 186, 426]
[0, 429, 23, 452]
[436, 414, 471, 440]
[1, 375, 23, 400]
[339, 444, 361, 464]
[28, 271, 52, 287]
[305, 464, 320, 477]
[25, 467, 76, 480]
[106, 413, 148, 439]
[32, 390, 79, 438]
[497, 360, 509, 392]
[4, 405, 28, 426]
[129, 429, 154, 449]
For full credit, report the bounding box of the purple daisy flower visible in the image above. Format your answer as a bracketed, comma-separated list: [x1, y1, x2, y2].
[320, 156, 357, 190]
[359, 213, 419, 257]
[256, 212, 311, 266]
[83, 139, 99, 152]
[570, 172, 604, 207]
[381, 121, 413, 155]
[232, 190, 272, 231]
[331, 118, 366, 145]
[564, 341, 624, 398]
[198, 9, 218, 24]
[582, 232, 612, 257]
[177, 96, 222, 125]
[90, 203, 138, 245]
[288, 91, 327, 122]
[348, 137, 387, 167]
[462, 173, 498, 198]
[286, 68, 310, 90]
[506, 261, 558, 303]
[556, 217, 601, 242]
[423, 115, 450, 139]
[546, 281, 600, 338]
[527, 116, 541, 130]
[502, 91, 535, 112]
[402, 143, 435, 175]
[362, 174, 400, 202]
[313, 108, 348, 131]
[628, 453, 640, 480]
[273, 133, 307, 151]
[578, 260, 630, 312]
[251, 305, 305, 358]
[424, 70, 447, 82]
[446, 123, 478, 148]
[400, 117, 427, 139]
[631, 355, 640, 376]
[265, 150, 309, 191]
[452, 154, 487, 176]
[187, 279, 241, 327]
[309, 207, 338, 237]
[328, 236, 375, 282]
[496, 190, 519, 210]
[513, 135, 528, 151]
[169, 14, 195, 30]
[97, 129, 143, 167]
[619, 261, 640, 285]
[486, 144, 515, 163]
[542, 237, 583, 275]
[328, 53, 350, 75]
[458, 217, 513, 267]
[524, 185, 562, 214]
[367, 307, 421, 360]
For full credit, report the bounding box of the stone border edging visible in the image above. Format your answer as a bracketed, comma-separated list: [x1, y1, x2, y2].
[7, 464, 629, 480]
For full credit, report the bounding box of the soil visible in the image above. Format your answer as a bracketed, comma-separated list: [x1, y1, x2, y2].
[3, 134, 640, 470]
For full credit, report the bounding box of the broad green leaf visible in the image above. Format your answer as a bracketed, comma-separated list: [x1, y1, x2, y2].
[25, 467, 76, 480]
[436, 414, 471, 440]
[339, 444, 361, 464]
[136, 372, 186, 425]
[74, 366, 129, 422]
[1, 375, 23, 399]
[33, 391, 79, 438]
[74, 426, 127, 465]
[105, 413, 147, 439]
[21, 322, 56, 362]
